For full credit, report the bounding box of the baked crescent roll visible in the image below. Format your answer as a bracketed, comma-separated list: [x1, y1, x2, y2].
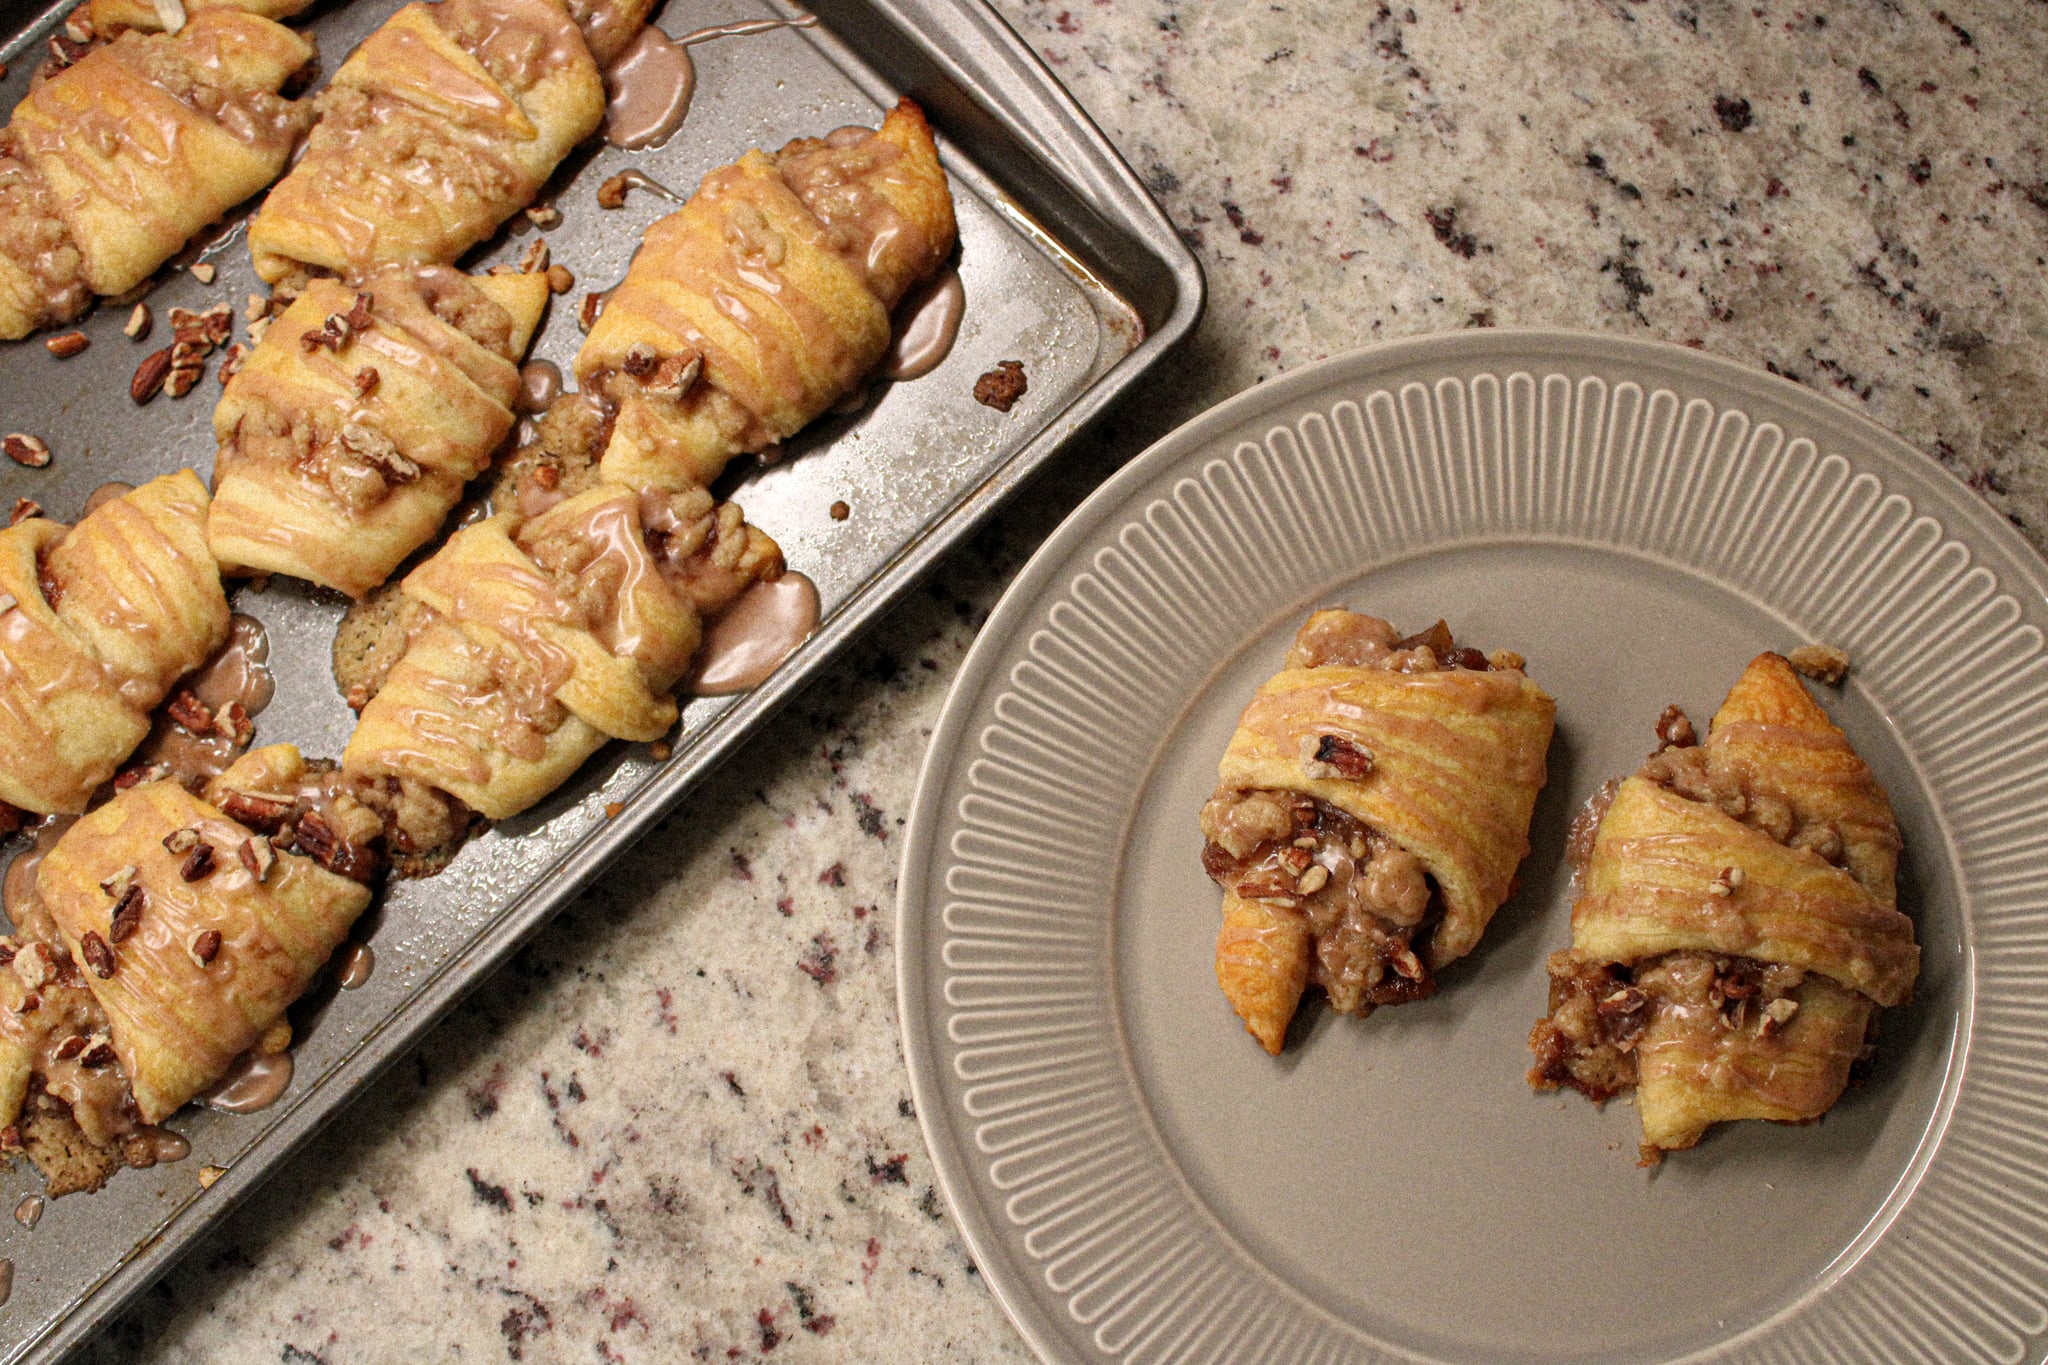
[0, 11, 313, 338]
[1529, 652, 1918, 1162]
[31, 757, 371, 1126]
[247, 0, 604, 285]
[208, 265, 551, 598]
[1199, 611, 1556, 1053]
[88, 0, 314, 37]
[0, 471, 229, 814]
[575, 98, 957, 491]
[343, 484, 783, 819]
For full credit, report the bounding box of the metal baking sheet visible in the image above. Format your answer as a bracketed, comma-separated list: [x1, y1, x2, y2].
[0, 0, 1202, 1354]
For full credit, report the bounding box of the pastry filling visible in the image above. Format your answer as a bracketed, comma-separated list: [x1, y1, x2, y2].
[1528, 949, 1831, 1101]
[1530, 703, 1873, 1103]
[1201, 791, 1441, 1013]
[0, 137, 88, 329]
[1285, 611, 1510, 674]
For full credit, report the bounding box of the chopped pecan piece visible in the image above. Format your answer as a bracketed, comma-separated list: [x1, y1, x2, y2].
[109, 883, 145, 942]
[189, 929, 222, 967]
[52, 1035, 86, 1062]
[80, 1039, 117, 1068]
[44, 331, 88, 358]
[214, 700, 254, 745]
[4, 434, 50, 468]
[162, 827, 200, 855]
[644, 353, 701, 399]
[166, 690, 214, 734]
[8, 498, 38, 525]
[179, 841, 216, 882]
[80, 931, 115, 979]
[345, 292, 375, 333]
[131, 347, 173, 403]
[1300, 733, 1375, 781]
[216, 789, 293, 833]
[238, 835, 276, 881]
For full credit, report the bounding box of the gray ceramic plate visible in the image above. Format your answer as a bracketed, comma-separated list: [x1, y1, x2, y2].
[897, 330, 2048, 1365]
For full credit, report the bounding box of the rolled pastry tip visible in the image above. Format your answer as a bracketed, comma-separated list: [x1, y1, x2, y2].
[561, 0, 656, 66]
[574, 97, 958, 491]
[1529, 652, 1918, 1162]
[0, 471, 229, 815]
[27, 755, 372, 1127]
[342, 483, 782, 820]
[87, 0, 315, 37]
[1200, 611, 1556, 1052]
[0, 11, 314, 338]
[209, 265, 551, 599]
[247, 0, 604, 285]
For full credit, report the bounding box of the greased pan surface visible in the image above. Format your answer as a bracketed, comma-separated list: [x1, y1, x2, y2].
[0, 0, 1202, 1355]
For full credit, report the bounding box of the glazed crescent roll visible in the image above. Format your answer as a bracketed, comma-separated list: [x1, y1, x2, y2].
[0, 471, 229, 815]
[1529, 652, 1918, 1163]
[1199, 611, 1556, 1053]
[343, 484, 783, 819]
[247, 0, 604, 285]
[575, 98, 957, 491]
[30, 757, 371, 1128]
[208, 265, 551, 598]
[88, 0, 315, 36]
[0, 11, 313, 338]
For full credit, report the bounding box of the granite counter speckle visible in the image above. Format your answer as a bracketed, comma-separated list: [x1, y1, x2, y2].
[85, 2, 2048, 1361]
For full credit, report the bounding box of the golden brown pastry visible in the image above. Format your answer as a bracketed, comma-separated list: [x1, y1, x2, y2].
[1, 757, 368, 1170]
[208, 265, 551, 598]
[0, 472, 229, 815]
[1199, 611, 1556, 1053]
[575, 98, 958, 491]
[247, 0, 604, 285]
[0, 11, 313, 338]
[1528, 653, 1918, 1162]
[87, 0, 314, 37]
[343, 483, 782, 819]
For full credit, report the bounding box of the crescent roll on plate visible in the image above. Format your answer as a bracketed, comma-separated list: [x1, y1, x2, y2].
[0, 10, 314, 338]
[208, 265, 550, 598]
[342, 483, 782, 820]
[0, 471, 229, 815]
[1199, 610, 1556, 1054]
[3, 753, 372, 1193]
[1528, 653, 1918, 1164]
[247, 0, 604, 285]
[575, 98, 958, 491]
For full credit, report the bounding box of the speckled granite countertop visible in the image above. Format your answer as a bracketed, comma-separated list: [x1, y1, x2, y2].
[81, 2, 2048, 1361]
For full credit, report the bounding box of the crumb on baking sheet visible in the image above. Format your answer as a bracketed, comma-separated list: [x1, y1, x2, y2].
[973, 360, 1027, 412]
[1786, 643, 1849, 684]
